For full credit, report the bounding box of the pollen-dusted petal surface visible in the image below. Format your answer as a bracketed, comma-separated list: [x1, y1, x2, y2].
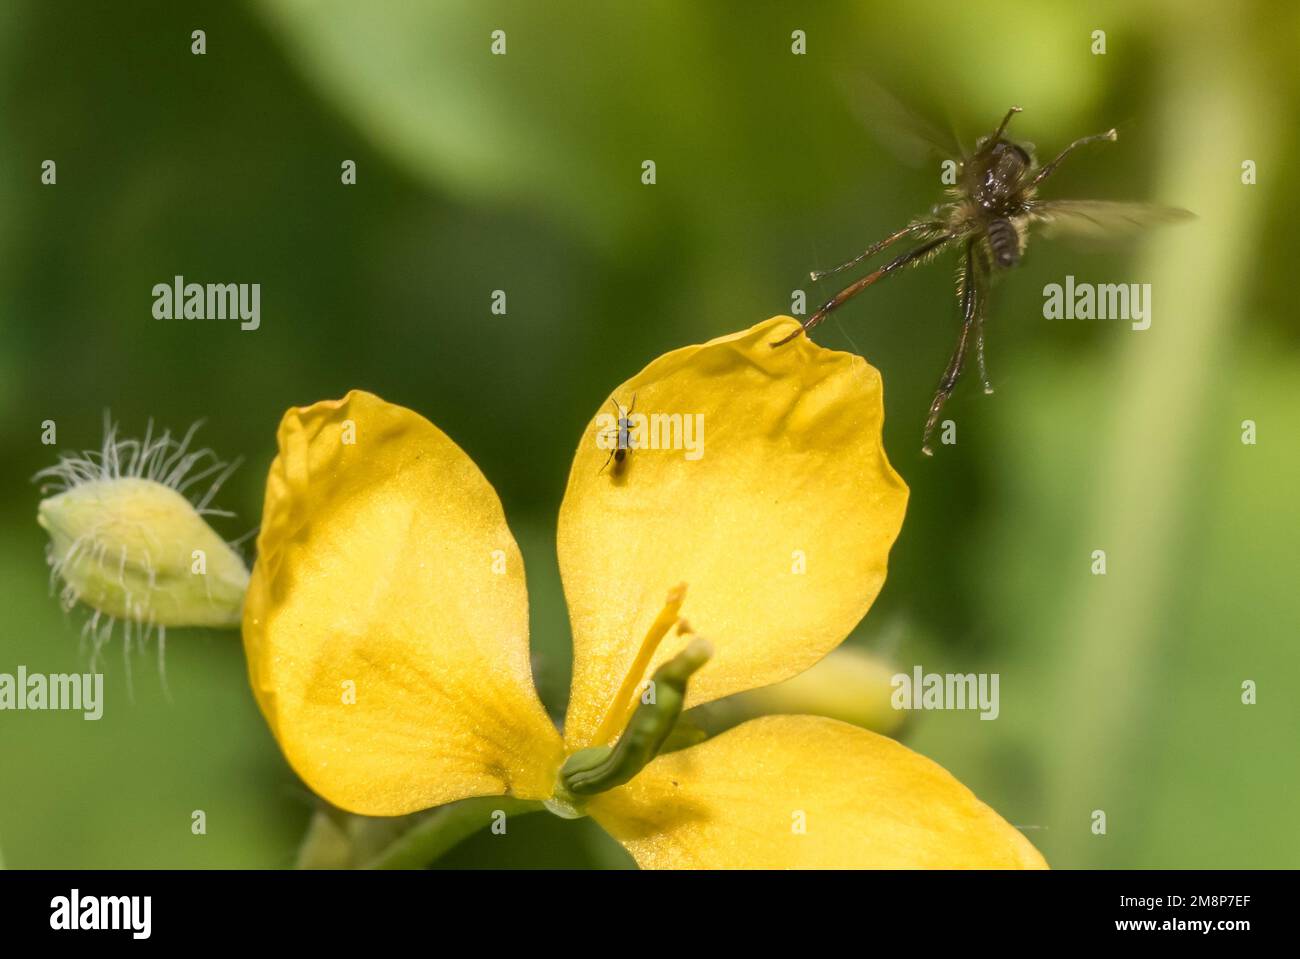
[558, 317, 908, 748]
[243, 390, 562, 816]
[588, 715, 1047, 869]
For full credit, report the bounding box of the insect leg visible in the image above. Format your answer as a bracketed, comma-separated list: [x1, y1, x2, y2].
[809, 221, 944, 281]
[922, 239, 980, 454]
[971, 245, 994, 395]
[598, 399, 621, 475]
[598, 447, 616, 475]
[772, 233, 954, 347]
[975, 329, 992, 395]
[1030, 129, 1119, 187]
[992, 106, 1023, 138]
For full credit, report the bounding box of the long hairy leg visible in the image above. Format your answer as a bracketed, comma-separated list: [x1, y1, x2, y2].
[992, 106, 1022, 138]
[972, 244, 994, 394]
[773, 233, 954, 347]
[1030, 129, 1118, 187]
[809, 220, 944, 281]
[922, 238, 982, 454]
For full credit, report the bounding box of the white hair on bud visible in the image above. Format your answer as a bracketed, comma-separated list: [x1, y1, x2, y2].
[33, 413, 250, 690]
[35, 412, 242, 511]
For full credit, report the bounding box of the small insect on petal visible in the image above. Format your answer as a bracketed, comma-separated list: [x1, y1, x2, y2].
[34, 418, 250, 659]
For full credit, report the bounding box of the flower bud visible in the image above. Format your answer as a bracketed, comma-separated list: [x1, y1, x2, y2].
[700, 647, 904, 736]
[35, 421, 249, 632]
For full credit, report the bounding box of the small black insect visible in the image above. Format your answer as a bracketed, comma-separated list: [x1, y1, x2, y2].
[773, 106, 1193, 454]
[598, 394, 636, 476]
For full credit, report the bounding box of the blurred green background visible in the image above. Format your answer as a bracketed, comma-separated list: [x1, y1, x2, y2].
[1, 0, 1296, 868]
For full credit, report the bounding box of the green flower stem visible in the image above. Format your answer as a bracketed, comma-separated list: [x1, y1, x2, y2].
[361, 796, 544, 870]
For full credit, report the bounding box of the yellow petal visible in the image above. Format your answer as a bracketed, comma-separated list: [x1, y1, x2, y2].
[558, 317, 908, 747]
[588, 715, 1046, 869]
[243, 390, 562, 816]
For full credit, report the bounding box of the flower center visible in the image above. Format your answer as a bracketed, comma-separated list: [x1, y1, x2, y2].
[545, 585, 711, 818]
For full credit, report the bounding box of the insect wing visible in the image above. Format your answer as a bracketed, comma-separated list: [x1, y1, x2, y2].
[838, 74, 965, 166]
[1029, 200, 1194, 241]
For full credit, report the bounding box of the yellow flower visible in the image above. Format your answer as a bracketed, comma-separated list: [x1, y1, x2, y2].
[242, 316, 1046, 869]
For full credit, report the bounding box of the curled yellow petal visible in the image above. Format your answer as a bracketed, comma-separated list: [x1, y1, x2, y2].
[557, 317, 908, 747]
[588, 715, 1046, 869]
[243, 390, 562, 816]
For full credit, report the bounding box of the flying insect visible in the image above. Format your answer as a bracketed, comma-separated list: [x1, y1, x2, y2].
[773, 106, 1193, 454]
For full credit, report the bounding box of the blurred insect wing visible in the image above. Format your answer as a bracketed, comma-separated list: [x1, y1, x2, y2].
[1029, 200, 1194, 241]
[838, 74, 965, 166]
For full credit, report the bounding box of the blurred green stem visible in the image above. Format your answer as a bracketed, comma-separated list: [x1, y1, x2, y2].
[295, 796, 544, 869]
[361, 797, 542, 870]
[1044, 4, 1275, 864]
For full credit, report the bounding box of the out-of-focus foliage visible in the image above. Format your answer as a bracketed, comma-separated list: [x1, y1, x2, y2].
[1, 0, 1297, 867]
